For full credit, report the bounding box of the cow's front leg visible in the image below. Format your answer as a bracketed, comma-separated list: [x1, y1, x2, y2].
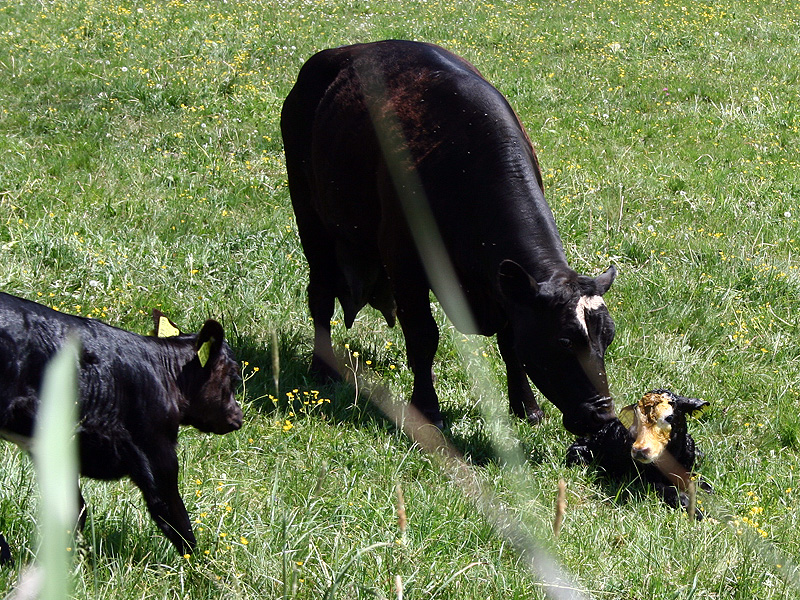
[131, 448, 196, 555]
[497, 325, 544, 425]
[395, 286, 442, 428]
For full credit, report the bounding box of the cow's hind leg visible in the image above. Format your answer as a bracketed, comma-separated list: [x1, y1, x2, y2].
[308, 274, 343, 383]
[285, 174, 342, 382]
[497, 326, 544, 425]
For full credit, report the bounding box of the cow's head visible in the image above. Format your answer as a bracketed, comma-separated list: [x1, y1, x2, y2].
[497, 259, 617, 436]
[157, 313, 244, 435]
[621, 390, 709, 464]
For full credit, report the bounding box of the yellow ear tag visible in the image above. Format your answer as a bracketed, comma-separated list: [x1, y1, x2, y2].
[157, 316, 181, 338]
[197, 338, 213, 368]
[618, 404, 636, 430]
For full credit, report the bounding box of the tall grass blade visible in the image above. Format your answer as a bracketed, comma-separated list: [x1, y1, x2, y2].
[32, 337, 80, 600]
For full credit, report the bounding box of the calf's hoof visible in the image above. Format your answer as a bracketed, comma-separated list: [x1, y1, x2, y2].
[565, 440, 593, 467]
[0, 534, 11, 565]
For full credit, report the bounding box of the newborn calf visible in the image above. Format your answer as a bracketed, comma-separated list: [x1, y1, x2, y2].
[567, 389, 709, 516]
[0, 293, 243, 561]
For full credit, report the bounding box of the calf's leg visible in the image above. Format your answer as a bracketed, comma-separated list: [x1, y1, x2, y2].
[130, 447, 196, 555]
[77, 488, 87, 531]
[0, 533, 10, 565]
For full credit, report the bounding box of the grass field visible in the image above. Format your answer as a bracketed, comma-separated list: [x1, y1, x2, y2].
[1, 0, 799, 598]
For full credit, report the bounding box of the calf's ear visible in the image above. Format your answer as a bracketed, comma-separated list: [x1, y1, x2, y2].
[594, 265, 616, 295]
[497, 259, 539, 304]
[675, 395, 710, 418]
[618, 404, 636, 430]
[196, 320, 225, 368]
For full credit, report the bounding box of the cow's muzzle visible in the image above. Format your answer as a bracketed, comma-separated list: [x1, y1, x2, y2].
[562, 396, 615, 436]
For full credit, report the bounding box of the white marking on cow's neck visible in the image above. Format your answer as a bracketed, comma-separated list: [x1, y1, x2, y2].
[575, 295, 606, 336]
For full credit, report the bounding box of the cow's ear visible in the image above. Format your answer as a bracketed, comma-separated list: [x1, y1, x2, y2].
[152, 310, 182, 337]
[196, 320, 225, 368]
[497, 259, 539, 304]
[595, 265, 616, 295]
[675, 395, 710, 418]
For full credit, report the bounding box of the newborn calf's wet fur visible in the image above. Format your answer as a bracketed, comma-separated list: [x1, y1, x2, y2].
[0, 292, 243, 562]
[567, 389, 710, 517]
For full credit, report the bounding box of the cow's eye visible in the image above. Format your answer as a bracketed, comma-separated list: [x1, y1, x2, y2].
[663, 414, 674, 425]
[558, 338, 573, 350]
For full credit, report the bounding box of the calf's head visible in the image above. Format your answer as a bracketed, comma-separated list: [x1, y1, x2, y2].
[498, 260, 617, 436]
[622, 389, 709, 464]
[157, 314, 244, 434]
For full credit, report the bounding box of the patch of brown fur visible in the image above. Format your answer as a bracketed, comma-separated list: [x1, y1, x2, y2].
[630, 391, 674, 463]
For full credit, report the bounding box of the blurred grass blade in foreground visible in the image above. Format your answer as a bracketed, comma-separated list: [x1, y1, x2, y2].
[32, 337, 80, 600]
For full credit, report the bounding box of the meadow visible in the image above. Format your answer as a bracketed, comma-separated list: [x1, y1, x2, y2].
[0, 0, 799, 598]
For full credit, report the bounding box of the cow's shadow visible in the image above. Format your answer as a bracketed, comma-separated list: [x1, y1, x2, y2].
[231, 330, 548, 469]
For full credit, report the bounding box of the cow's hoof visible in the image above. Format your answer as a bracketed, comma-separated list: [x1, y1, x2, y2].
[310, 356, 343, 384]
[522, 408, 545, 426]
[697, 478, 713, 494]
[422, 410, 445, 430]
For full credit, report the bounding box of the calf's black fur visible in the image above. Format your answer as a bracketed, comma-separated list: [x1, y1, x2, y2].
[567, 389, 710, 517]
[0, 292, 243, 562]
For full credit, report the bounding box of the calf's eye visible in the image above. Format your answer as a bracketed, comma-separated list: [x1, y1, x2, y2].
[558, 338, 573, 350]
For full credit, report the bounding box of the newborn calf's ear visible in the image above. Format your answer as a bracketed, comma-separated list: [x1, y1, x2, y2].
[675, 395, 710, 417]
[618, 404, 636, 430]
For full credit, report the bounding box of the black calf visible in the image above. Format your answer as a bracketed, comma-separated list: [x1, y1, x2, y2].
[0, 293, 243, 562]
[567, 389, 710, 517]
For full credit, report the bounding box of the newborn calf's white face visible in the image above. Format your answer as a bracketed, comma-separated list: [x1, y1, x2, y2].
[628, 391, 675, 464]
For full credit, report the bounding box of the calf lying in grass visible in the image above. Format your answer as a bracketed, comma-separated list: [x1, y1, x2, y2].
[567, 389, 710, 517]
[0, 293, 243, 562]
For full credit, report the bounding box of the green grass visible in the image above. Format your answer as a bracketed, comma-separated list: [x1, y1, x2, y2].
[1, 0, 799, 598]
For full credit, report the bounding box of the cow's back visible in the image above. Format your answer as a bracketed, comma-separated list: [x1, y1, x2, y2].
[281, 41, 558, 333]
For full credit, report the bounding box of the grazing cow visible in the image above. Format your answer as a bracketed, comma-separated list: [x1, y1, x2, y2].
[281, 40, 617, 434]
[0, 292, 243, 561]
[567, 389, 710, 516]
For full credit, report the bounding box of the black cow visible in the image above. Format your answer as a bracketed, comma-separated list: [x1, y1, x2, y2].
[0, 292, 243, 560]
[281, 40, 616, 434]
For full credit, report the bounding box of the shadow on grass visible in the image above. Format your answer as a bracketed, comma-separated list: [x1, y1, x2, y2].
[231, 328, 548, 470]
[232, 329, 392, 430]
